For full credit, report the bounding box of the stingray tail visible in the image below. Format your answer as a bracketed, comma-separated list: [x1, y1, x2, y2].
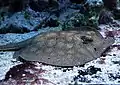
[0, 38, 33, 51]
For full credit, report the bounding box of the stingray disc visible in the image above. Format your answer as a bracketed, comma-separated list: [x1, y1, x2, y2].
[14, 30, 114, 66]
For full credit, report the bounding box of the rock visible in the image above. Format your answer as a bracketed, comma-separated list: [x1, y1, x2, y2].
[102, 0, 117, 10]
[4, 63, 35, 81]
[73, 66, 101, 83]
[0, 0, 104, 33]
[0, 0, 74, 33]
[62, 12, 85, 30]
[9, 0, 29, 12]
[86, 66, 101, 75]
[113, 8, 120, 19]
[98, 9, 114, 24]
[0, 0, 29, 12]
[29, 0, 59, 12]
[0, 0, 59, 12]
[61, 11, 98, 30]
[0, 0, 9, 7]
[0, 8, 51, 33]
[44, 18, 60, 27]
[70, 0, 86, 4]
[0, 24, 30, 34]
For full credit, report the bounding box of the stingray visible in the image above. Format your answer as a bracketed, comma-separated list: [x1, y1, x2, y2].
[0, 26, 114, 66]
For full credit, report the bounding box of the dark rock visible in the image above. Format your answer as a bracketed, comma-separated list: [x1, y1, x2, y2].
[77, 66, 101, 76]
[98, 9, 114, 24]
[29, 0, 49, 12]
[102, 0, 117, 10]
[112, 61, 120, 64]
[108, 73, 120, 80]
[83, 66, 101, 75]
[0, 61, 48, 84]
[4, 62, 35, 81]
[0, 0, 29, 12]
[0, 0, 59, 12]
[72, 66, 101, 83]
[86, 66, 101, 75]
[9, 0, 29, 12]
[29, 0, 59, 12]
[63, 69, 66, 72]
[112, 45, 120, 50]
[113, 54, 116, 56]
[78, 70, 88, 76]
[70, 0, 86, 4]
[73, 75, 91, 83]
[44, 18, 59, 27]
[113, 9, 120, 19]
[0, 0, 9, 7]
[0, 24, 30, 34]
[105, 31, 115, 37]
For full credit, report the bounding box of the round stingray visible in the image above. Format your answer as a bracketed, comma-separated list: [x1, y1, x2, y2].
[14, 30, 114, 66]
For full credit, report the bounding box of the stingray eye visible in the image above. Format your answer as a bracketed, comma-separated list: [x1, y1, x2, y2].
[48, 57, 50, 59]
[94, 48, 97, 51]
[81, 36, 93, 44]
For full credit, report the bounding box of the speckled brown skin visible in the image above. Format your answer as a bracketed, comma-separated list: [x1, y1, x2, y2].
[12, 29, 114, 66]
[0, 26, 114, 66]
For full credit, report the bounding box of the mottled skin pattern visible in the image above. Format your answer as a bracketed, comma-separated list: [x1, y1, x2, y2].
[13, 30, 114, 66]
